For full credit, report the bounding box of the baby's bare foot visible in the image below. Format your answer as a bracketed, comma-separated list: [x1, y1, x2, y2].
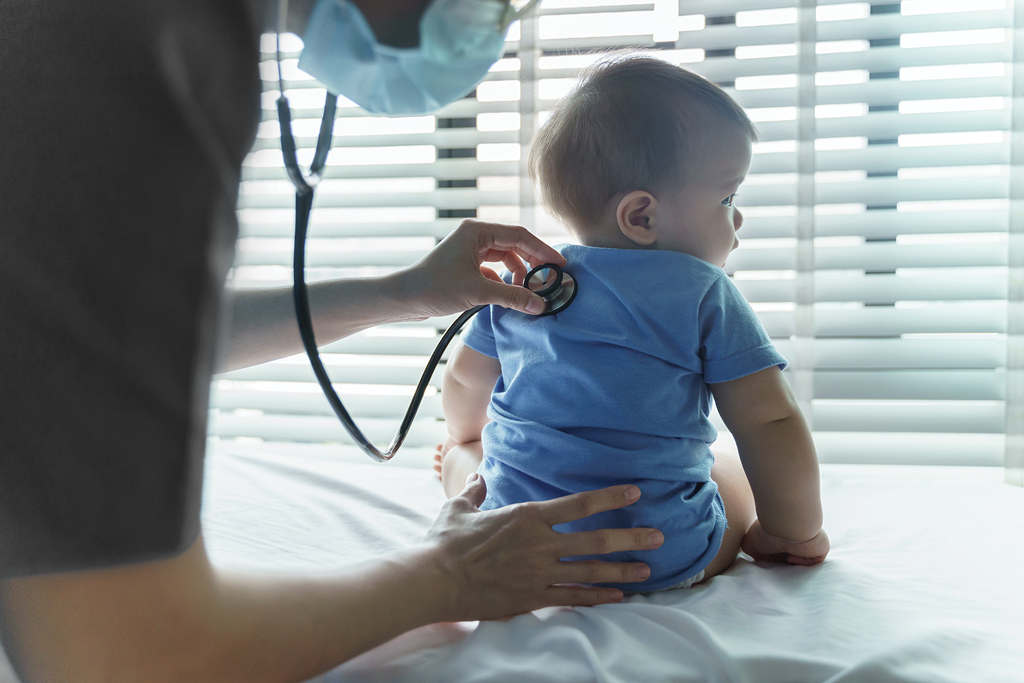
[433, 443, 445, 481]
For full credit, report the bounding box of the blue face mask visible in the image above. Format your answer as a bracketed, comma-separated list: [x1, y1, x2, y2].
[297, 0, 539, 116]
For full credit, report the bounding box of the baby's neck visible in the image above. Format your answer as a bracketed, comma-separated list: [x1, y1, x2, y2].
[575, 229, 652, 251]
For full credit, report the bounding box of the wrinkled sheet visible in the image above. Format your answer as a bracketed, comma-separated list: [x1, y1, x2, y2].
[202, 444, 1024, 683]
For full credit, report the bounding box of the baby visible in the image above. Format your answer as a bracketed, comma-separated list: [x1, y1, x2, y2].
[437, 55, 829, 592]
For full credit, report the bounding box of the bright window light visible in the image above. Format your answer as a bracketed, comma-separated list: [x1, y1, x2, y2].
[259, 58, 313, 82]
[897, 232, 1006, 245]
[750, 302, 796, 313]
[260, 33, 303, 53]
[541, 0, 652, 8]
[815, 137, 868, 151]
[241, 178, 437, 197]
[238, 207, 436, 226]
[736, 7, 797, 27]
[263, 117, 435, 139]
[539, 53, 604, 70]
[477, 112, 521, 132]
[739, 205, 798, 217]
[256, 120, 280, 138]
[327, 145, 436, 165]
[539, 11, 702, 40]
[816, 70, 869, 86]
[477, 143, 522, 162]
[539, 78, 576, 100]
[478, 205, 522, 222]
[817, 3, 870, 21]
[476, 80, 521, 102]
[734, 270, 796, 280]
[899, 97, 1006, 114]
[478, 175, 520, 192]
[735, 74, 798, 90]
[744, 173, 798, 185]
[239, 180, 295, 195]
[816, 40, 869, 54]
[735, 43, 798, 59]
[901, 29, 1007, 49]
[900, 63, 1005, 81]
[489, 58, 521, 72]
[505, 21, 520, 41]
[653, 48, 706, 65]
[816, 170, 867, 183]
[902, 0, 1005, 15]
[897, 198, 1008, 212]
[261, 88, 330, 110]
[746, 106, 798, 122]
[753, 140, 798, 154]
[815, 236, 864, 247]
[539, 49, 704, 70]
[897, 165, 1007, 179]
[244, 149, 284, 167]
[815, 103, 868, 118]
[334, 116, 435, 136]
[317, 178, 435, 194]
[815, 204, 866, 215]
[898, 131, 1003, 147]
[737, 237, 798, 249]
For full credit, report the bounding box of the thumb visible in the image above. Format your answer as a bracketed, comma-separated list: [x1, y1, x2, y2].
[483, 278, 545, 315]
[459, 472, 487, 507]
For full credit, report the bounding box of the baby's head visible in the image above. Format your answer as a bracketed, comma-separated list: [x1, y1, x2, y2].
[529, 55, 759, 268]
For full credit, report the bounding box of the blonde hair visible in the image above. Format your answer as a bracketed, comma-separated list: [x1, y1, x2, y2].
[528, 54, 759, 232]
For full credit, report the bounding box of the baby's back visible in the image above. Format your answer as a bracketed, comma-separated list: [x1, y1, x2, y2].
[462, 245, 770, 590]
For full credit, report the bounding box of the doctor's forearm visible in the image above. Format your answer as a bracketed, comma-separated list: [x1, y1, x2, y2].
[0, 534, 453, 683]
[221, 273, 427, 373]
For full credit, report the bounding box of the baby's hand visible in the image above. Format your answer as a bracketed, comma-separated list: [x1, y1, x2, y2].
[741, 520, 830, 566]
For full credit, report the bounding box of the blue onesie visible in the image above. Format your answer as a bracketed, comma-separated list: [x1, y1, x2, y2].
[461, 244, 788, 591]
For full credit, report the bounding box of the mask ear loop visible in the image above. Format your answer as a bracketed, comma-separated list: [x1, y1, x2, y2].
[498, 0, 542, 32]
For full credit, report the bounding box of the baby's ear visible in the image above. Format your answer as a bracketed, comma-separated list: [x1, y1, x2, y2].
[616, 191, 658, 247]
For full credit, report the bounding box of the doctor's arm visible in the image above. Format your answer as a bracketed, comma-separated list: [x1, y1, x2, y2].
[0, 483, 660, 683]
[220, 219, 561, 372]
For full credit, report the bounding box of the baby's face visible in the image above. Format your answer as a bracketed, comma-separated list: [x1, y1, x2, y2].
[655, 124, 752, 268]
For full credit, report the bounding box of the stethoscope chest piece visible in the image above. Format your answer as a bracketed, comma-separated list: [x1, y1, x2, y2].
[525, 263, 578, 316]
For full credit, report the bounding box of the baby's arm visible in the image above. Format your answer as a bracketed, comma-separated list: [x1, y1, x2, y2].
[439, 342, 502, 497]
[709, 367, 830, 564]
[443, 342, 501, 443]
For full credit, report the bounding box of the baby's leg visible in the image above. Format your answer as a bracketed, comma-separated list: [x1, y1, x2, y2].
[440, 441, 485, 499]
[698, 444, 756, 582]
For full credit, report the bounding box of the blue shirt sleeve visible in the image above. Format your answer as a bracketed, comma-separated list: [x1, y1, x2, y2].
[698, 273, 788, 384]
[461, 305, 499, 359]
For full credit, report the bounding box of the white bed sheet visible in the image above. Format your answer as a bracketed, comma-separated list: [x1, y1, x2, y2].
[201, 444, 1024, 683]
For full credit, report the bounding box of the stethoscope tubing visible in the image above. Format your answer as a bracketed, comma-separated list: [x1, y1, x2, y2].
[279, 89, 574, 462]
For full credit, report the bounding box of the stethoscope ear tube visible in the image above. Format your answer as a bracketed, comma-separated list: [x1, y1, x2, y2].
[282, 90, 577, 462]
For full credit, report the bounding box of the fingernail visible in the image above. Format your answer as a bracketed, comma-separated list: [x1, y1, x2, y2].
[624, 486, 640, 502]
[636, 564, 650, 579]
[525, 297, 544, 314]
[465, 473, 480, 485]
[608, 589, 623, 602]
[649, 531, 664, 547]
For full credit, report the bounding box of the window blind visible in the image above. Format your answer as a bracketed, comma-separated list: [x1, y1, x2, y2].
[210, 0, 1023, 481]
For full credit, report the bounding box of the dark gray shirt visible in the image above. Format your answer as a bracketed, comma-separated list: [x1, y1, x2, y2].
[0, 0, 262, 579]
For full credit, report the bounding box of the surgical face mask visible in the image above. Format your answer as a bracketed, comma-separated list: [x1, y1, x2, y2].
[297, 0, 539, 116]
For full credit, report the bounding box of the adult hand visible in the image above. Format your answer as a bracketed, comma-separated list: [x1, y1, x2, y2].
[401, 219, 568, 319]
[741, 519, 830, 566]
[425, 474, 663, 622]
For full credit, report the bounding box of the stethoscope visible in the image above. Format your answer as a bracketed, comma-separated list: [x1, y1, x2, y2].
[272, 16, 577, 462]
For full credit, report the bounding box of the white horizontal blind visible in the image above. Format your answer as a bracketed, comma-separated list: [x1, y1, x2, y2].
[210, 0, 1021, 474]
